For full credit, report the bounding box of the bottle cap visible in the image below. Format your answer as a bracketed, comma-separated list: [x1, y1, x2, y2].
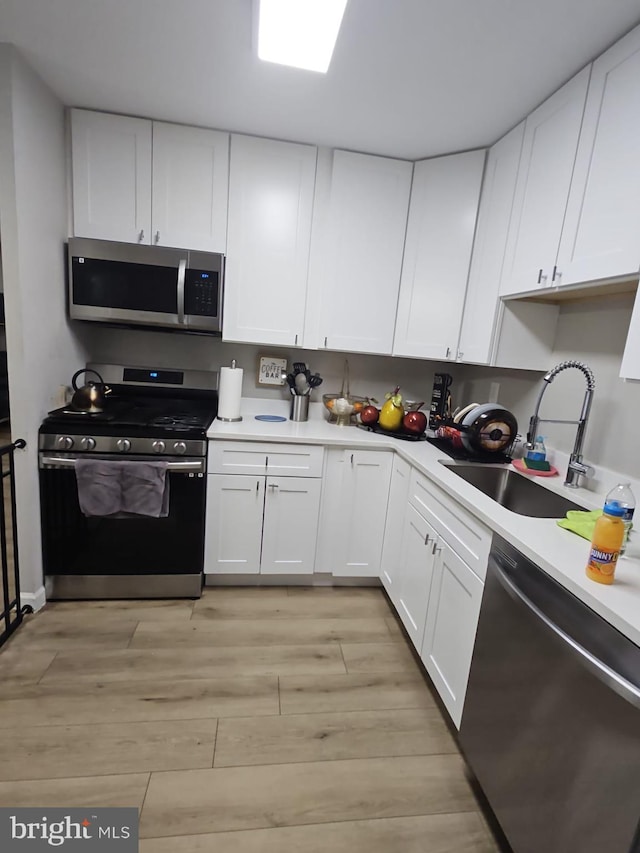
[603, 501, 626, 517]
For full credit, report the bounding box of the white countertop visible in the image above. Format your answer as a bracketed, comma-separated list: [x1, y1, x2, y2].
[208, 397, 640, 647]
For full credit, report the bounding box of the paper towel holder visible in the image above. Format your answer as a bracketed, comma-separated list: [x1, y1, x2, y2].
[217, 359, 243, 422]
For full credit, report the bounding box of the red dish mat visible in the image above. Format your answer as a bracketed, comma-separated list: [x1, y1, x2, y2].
[512, 458, 559, 477]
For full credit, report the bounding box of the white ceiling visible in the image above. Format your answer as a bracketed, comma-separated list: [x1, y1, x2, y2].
[0, 0, 639, 159]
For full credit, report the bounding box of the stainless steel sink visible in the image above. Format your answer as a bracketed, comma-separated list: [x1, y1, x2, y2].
[441, 463, 586, 518]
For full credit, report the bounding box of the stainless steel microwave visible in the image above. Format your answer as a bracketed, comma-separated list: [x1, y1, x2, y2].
[68, 238, 224, 334]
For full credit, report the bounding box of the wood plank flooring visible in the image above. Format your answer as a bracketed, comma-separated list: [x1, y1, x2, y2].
[0, 586, 500, 851]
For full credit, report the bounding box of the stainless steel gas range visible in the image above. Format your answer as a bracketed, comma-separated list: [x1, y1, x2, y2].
[38, 363, 218, 599]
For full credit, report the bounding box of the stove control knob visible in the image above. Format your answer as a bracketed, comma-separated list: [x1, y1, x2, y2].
[173, 441, 187, 455]
[81, 437, 96, 451]
[152, 440, 166, 454]
[57, 435, 74, 450]
[116, 439, 131, 453]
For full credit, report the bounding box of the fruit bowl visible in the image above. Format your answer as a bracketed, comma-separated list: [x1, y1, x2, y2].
[322, 393, 368, 426]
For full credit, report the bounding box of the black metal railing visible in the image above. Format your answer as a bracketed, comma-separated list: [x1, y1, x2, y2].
[0, 438, 30, 648]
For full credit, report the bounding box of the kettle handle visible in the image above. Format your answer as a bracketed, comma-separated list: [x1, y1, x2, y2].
[71, 368, 105, 391]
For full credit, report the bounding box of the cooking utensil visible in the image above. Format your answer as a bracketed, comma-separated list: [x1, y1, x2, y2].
[295, 372, 309, 395]
[306, 373, 323, 394]
[293, 362, 306, 375]
[285, 373, 297, 392]
[70, 368, 111, 413]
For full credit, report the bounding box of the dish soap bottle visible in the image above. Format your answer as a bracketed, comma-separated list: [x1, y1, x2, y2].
[586, 501, 625, 585]
[605, 483, 635, 555]
[527, 436, 546, 462]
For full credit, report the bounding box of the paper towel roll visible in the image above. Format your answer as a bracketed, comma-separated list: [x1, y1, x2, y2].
[217, 364, 243, 421]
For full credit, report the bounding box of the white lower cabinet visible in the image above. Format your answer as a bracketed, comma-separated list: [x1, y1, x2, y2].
[380, 455, 411, 601]
[316, 449, 393, 577]
[421, 540, 484, 728]
[205, 442, 324, 576]
[204, 474, 264, 574]
[388, 465, 490, 729]
[395, 504, 438, 650]
[261, 477, 322, 575]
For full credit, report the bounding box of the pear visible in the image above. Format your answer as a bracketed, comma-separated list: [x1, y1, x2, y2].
[379, 386, 404, 431]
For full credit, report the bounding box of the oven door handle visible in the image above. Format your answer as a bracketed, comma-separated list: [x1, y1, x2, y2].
[177, 259, 187, 324]
[40, 456, 204, 473]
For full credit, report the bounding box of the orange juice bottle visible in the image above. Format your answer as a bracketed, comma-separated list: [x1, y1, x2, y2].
[586, 502, 625, 585]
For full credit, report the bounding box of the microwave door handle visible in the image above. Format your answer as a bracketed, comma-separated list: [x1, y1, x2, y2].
[177, 259, 187, 324]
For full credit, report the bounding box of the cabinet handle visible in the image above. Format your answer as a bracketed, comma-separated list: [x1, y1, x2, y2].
[432, 541, 441, 555]
[324, 336, 328, 348]
[265, 456, 268, 468]
[552, 265, 561, 283]
[424, 533, 431, 546]
[537, 268, 548, 285]
[137, 229, 144, 243]
[350, 453, 354, 465]
[154, 230, 160, 244]
[446, 347, 451, 359]
[256, 480, 260, 493]
[295, 334, 298, 345]
[269, 483, 279, 490]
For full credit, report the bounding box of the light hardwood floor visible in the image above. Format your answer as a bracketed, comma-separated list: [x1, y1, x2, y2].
[0, 586, 502, 851]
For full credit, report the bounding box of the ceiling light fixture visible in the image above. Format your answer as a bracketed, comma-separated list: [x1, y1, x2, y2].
[257, 0, 348, 74]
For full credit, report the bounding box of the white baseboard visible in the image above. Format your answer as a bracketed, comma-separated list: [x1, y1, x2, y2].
[20, 586, 46, 612]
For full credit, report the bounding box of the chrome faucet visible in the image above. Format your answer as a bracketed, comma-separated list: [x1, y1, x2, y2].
[526, 360, 596, 489]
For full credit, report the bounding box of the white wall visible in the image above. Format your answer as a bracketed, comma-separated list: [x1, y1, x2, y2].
[459, 291, 639, 484]
[81, 324, 464, 410]
[0, 44, 87, 605]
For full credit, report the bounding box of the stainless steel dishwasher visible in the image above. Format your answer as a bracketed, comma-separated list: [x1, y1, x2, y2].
[459, 534, 640, 853]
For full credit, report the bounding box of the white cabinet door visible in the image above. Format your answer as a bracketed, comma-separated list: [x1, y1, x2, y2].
[71, 109, 152, 243]
[151, 122, 229, 253]
[393, 150, 485, 361]
[421, 541, 484, 728]
[380, 455, 411, 603]
[396, 504, 438, 652]
[458, 124, 525, 365]
[557, 26, 640, 286]
[332, 450, 393, 578]
[620, 290, 640, 380]
[204, 474, 264, 574]
[261, 476, 321, 575]
[223, 134, 317, 347]
[500, 68, 590, 296]
[317, 150, 412, 354]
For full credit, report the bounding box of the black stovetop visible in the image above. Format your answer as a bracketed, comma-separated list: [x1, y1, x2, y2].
[41, 387, 218, 440]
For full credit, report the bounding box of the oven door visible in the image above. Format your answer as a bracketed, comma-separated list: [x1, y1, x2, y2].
[39, 453, 206, 598]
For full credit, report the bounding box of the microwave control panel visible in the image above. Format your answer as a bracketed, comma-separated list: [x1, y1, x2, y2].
[185, 270, 219, 317]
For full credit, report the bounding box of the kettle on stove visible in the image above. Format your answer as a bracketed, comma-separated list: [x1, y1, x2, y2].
[70, 369, 111, 413]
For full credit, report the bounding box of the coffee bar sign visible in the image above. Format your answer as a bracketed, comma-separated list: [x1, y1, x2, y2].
[257, 355, 287, 387]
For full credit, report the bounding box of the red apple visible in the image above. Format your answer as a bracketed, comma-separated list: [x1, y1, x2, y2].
[360, 405, 379, 426]
[403, 410, 427, 434]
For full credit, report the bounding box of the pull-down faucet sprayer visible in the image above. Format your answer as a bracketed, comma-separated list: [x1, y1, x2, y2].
[526, 360, 596, 489]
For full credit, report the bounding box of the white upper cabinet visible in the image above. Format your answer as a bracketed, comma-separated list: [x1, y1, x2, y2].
[620, 289, 640, 380]
[500, 68, 590, 296]
[316, 150, 412, 355]
[71, 109, 229, 251]
[557, 26, 640, 286]
[151, 122, 229, 253]
[457, 125, 525, 365]
[71, 109, 152, 244]
[223, 134, 317, 347]
[393, 150, 485, 361]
